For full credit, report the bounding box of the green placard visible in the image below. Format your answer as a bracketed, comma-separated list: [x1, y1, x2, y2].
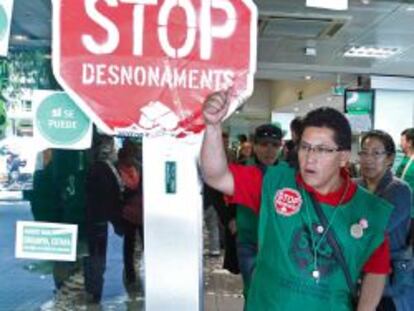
[36, 93, 90, 145]
[16, 221, 78, 261]
[23, 226, 72, 255]
[0, 4, 8, 41]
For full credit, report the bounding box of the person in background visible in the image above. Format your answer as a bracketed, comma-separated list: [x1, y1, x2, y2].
[203, 183, 224, 257]
[282, 139, 296, 164]
[237, 141, 254, 164]
[238, 134, 248, 144]
[118, 138, 143, 246]
[223, 131, 237, 163]
[356, 130, 412, 311]
[396, 128, 414, 210]
[234, 123, 283, 302]
[284, 116, 303, 168]
[117, 145, 143, 292]
[200, 90, 392, 311]
[290, 116, 303, 144]
[396, 129, 414, 246]
[27, 148, 91, 303]
[84, 135, 123, 304]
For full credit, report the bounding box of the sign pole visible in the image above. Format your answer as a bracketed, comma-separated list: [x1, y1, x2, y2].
[51, 1, 257, 308]
[142, 134, 203, 311]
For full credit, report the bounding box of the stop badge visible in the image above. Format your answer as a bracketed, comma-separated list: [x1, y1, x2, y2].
[52, 0, 257, 136]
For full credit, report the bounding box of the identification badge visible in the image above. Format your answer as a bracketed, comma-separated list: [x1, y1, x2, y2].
[350, 223, 363, 239]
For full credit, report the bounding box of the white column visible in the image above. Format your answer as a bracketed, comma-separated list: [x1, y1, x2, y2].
[143, 134, 203, 311]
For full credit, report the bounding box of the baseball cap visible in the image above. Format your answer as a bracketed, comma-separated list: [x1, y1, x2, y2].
[254, 124, 283, 143]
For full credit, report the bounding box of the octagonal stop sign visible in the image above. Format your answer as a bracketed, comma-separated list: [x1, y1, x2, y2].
[52, 0, 257, 136]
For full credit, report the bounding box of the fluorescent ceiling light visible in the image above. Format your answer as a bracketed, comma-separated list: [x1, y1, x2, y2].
[305, 47, 317, 56]
[12, 35, 29, 41]
[306, 0, 348, 10]
[344, 46, 400, 59]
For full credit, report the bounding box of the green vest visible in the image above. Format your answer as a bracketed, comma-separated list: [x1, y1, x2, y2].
[395, 155, 409, 178]
[235, 159, 282, 246]
[236, 204, 258, 245]
[247, 163, 392, 311]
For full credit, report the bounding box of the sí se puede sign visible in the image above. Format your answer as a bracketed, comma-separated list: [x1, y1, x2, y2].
[52, 0, 257, 137]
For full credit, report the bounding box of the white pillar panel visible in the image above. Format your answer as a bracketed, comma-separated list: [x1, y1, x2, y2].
[374, 90, 414, 144]
[271, 112, 295, 140]
[143, 134, 203, 311]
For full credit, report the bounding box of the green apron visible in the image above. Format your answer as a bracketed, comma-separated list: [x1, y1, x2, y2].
[247, 163, 392, 311]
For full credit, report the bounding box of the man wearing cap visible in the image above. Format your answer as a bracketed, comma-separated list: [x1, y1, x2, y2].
[234, 123, 282, 300]
[200, 91, 392, 310]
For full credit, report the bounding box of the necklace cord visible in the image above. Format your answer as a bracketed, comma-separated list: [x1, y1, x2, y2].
[301, 178, 350, 275]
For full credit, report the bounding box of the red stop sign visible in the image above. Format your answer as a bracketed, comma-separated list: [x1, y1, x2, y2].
[52, 0, 257, 136]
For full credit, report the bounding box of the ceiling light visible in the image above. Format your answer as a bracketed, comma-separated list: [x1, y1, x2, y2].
[344, 46, 400, 59]
[305, 47, 317, 56]
[12, 35, 29, 41]
[306, 0, 348, 10]
[305, 75, 312, 80]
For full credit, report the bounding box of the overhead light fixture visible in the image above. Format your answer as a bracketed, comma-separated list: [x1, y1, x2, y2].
[306, 0, 348, 10]
[344, 46, 400, 59]
[305, 47, 317, 56]
[12, 34, 29, 41]
[305, 75, 312, 80]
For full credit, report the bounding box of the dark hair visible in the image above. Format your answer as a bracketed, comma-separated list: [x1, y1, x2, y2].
[284, 140, 296, 151]
[290, 117, 303, 136]
[238, 134, 248, 143]
[361, 130, 396, 156]
[300, 107, 351, 150]
[401, 128, 414, 146]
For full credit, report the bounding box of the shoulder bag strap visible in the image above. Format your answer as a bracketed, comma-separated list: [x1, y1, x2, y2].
[401, 156, 414, 180]
[309, 194, 358, 299]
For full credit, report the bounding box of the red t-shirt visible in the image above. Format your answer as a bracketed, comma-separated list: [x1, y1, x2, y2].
[228, 164, 390, 274]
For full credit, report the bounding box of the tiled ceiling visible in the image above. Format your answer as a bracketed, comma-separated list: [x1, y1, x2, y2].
[8, 0, 414, 82]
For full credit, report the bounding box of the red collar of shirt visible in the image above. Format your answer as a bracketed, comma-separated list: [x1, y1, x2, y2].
[296, 168, 357, 205]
